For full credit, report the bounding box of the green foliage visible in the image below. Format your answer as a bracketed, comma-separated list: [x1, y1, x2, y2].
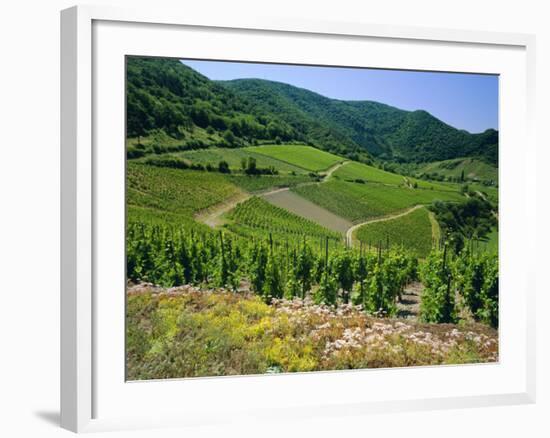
[127, 162, 240, 219]
[331, 251, 354, 303]
[126, 57, 300, 152]
[226, 174, 313, 192]
[127, 56, 498, 164]
[355, 207, 434, 257]
[176, 147, 307, 174]
[248, 145, 343, 172]
[314, 270, 338, 305]
[218, 160, 231, 173]
[429, 198, 497, 253]
[454, 252, 499, 328]
[223, 78, 498, 164]
[419, 246, 457, 323]
[293, 179, 464, 222]
[226, 197, 340, 242]
[414, 157, 498, 185]
[263, 240, 284, 302]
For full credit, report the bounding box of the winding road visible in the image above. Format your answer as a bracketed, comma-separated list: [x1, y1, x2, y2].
[196, 161, 349, 229]
[345, 204, 425, 247]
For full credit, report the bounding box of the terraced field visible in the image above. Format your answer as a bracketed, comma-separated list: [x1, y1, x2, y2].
[226, 174, 314, 192]
[292, 179, 465, 222]
[417, 157, 498, 182]
[247, 144, 343, 171]
[333, 161, 456, 191]
[175, 147, 307, 174]
[354, 207, 435, 257]
[261, 189, 352, 234]
[127, 162, 241, 226]
[225, 196, 341, 242]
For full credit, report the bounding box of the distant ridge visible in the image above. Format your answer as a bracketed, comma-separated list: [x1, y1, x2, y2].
[126, 57, 498, 164]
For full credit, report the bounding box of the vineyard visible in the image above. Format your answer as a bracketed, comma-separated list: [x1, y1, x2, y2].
[175, 147, 308, 174]
[127, 218, 498, 328]
[127, 162, 240, 218]
[292, 178, 464, 222]
[248, 144, 344, 171]
[124, 57, 500, 380]
[354, 207, 434, 257]
[333, 160, 455, 191]
[226, 174, 313, 192]
[226, 196, 341, 242]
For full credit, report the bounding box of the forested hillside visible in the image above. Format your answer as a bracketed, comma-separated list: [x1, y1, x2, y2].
[126, 56, 498, 164]
[225, 79, 498, 163]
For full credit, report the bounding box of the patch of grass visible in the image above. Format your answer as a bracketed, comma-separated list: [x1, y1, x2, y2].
[334, 161, 406, 185]
[418, 157, 498, 183]
[127, 162, 241, 222]
[293, 179, 465, 222]
[175, 147, 307, 174]
[226, 196, 341, 242]
[226, 174, 314, 192]
[334, 161, 455, 191]
[469, 183, 499, 204]
[127, 127, 223, 158]
[355, 207, 434, 257]
[483, 228, 498, 253]
[247, 144, 343, 172]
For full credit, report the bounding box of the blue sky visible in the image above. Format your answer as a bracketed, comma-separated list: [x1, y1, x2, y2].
[181, 59, 498, 134]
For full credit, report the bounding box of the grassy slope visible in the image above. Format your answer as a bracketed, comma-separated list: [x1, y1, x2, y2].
[418, 157, 498, 182]
[469, 183, 499, 204]
[484, 228, 499, 252]
[334, 161, 457, 191]
[247, 145, 343, 171]
[226, 174, 314, 192]
[175, 147, 308, 174]
[293, 179, 465, 222]
[354, 207, 434, 257]
[127, 162, 241, 226]
[225, 196, 341, 241]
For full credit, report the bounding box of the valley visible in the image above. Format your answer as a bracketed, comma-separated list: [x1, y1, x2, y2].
[125, 56, 499, 379]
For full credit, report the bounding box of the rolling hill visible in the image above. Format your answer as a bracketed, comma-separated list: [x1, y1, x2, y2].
[126, 56, 498, 164]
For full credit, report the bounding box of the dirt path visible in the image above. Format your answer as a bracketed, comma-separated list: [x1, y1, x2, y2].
[345, 204, 425, 247]
[320, 161, 348, 179]
[197, 161, 349, 230]
[397, 282, 423, 319]
[428, 211, 441, 244]
[195, 192, 251, 228]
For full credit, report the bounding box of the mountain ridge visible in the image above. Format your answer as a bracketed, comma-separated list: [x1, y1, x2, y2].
[126, 57, 498, 165]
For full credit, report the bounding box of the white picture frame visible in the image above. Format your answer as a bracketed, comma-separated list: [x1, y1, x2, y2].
[60, 4, 536, 433]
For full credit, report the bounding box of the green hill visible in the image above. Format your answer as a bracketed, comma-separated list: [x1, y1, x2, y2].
[222, 79, 498, 164]
[415, 157, 498, 183]
[126, 57, 498, 164]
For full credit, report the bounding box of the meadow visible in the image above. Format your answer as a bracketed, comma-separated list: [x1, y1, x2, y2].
[247, 144, 344, 172]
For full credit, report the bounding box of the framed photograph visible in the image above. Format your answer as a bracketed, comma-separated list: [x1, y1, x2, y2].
[61, 5, 536, 433]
